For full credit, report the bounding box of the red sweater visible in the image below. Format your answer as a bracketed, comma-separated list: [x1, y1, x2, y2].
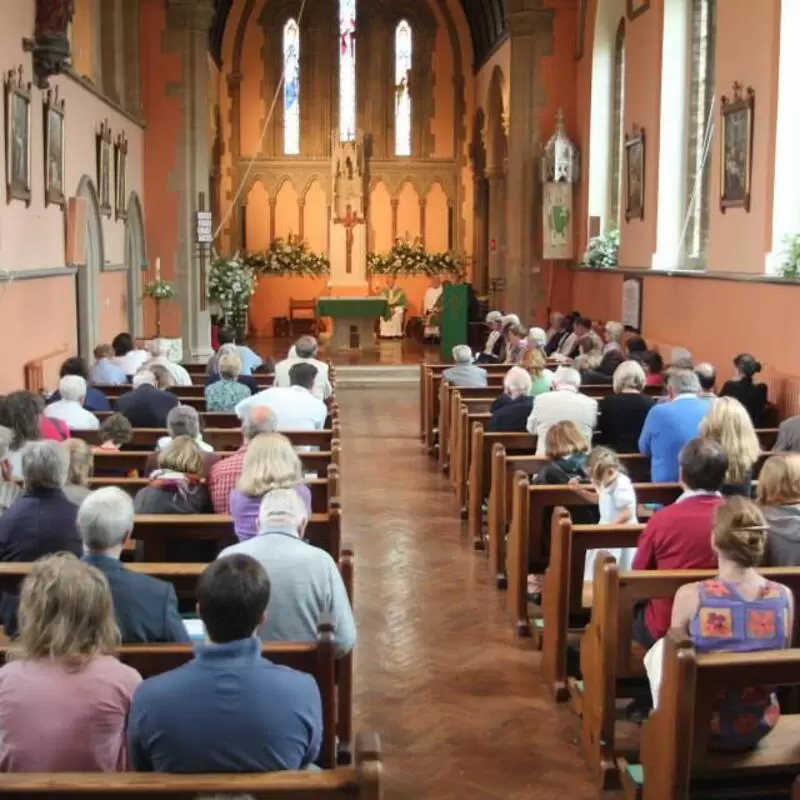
[631, 495, 722, 640]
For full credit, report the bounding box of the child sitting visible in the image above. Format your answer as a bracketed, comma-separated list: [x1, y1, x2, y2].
[569, 446, 638, 579]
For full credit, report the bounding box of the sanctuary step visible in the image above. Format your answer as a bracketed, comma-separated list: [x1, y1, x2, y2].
[333, 365, 419, 388]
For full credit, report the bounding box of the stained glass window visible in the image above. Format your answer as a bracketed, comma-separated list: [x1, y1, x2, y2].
[283, 19, 300, 155]
[339, 0, 357, 141]
[395, 21, 412, 157]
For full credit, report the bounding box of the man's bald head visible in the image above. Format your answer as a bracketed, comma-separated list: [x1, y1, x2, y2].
[242, 406, 278, 441]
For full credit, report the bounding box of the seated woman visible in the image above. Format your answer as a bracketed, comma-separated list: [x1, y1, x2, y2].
[157, 405, 213, 453]
[205, 352, 252, 412]
[700, 397, 760, 497]
[95, 413, 133, 453]
[229, 433, 312, 542]
[487, 367, 533, 433]
[581, 348, 625, 386]
[205, 343, 260, 394]
[504, 323, 529, 365]
[525, 349, 553, 397]
[669, 497, 792, 751]
[720, 353, 768, 427]
[757, 454, 800, 566]
[148, 363, 174, 392]
[62, 438, 94, 506]
[0, 553, 141, 771]
[602, 321, 624, 354]
[0, 427, 21, 518]
[640, 350, 664, 388]
[624, 334, 648, 360]
[596, 360, 655, 452]
[477, 311, 503, 363]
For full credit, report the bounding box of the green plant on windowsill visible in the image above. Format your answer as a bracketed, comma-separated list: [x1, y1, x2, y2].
[581, 228, 619, 269]
[778, 234, 800, 281]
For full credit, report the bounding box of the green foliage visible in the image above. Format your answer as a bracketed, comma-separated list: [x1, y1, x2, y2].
[142, 278, 177, 301]
[207, 256, 257, 339]
[367, 241, 466, 278]
[581, 228, 620, 269]
[778, 234, 800, 280]
[245, 235, 330, 277]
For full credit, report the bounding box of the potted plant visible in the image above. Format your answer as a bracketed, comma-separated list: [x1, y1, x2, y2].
[582, 228, 620, 269]
[207, 255, 257, 341]
[142, 261, 177, 337]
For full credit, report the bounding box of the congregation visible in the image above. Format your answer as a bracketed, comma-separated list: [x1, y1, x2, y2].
[0, 331, 354, 774]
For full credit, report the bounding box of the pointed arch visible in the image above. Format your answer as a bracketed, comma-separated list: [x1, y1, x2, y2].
[75, 175, 104, 359]
[125, 192, 146, 338]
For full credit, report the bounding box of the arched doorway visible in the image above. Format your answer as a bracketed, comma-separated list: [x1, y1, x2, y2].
[75, 175, 104, 360]
[125, 192, 146, 338]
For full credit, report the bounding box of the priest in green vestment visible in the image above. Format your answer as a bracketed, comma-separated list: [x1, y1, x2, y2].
[378, 275, 407, 339]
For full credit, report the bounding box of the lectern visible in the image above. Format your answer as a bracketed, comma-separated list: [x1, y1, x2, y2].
[316, 297, 388, 353]
[440, 284, 469, 360]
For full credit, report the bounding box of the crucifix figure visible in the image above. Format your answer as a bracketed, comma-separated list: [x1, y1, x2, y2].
[333, 204, 364, 274]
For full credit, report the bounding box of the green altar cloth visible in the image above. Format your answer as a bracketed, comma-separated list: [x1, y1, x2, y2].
[316, 297, 388, 318]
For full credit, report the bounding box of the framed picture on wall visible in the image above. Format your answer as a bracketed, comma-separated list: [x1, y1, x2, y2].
[96, 118, 112, 218]
[719, 82, 755, 213]
[627, 0, 650, 20]
[625, 125, 645, 221]
[114, 131, 128, 221]
[44, 86, 65, 209]
[4, 66, 32, 206]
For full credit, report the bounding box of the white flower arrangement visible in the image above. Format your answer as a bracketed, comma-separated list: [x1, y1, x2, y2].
[582, 228, 620, 269]
[367, 242, 466, 279]
[246, 235, 330, 277]
[142, 278, 177, 301]
[207, 255, 256, 336]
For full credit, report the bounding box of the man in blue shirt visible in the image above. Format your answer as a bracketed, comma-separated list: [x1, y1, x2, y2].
[127, 554, 322, 773]
[89, 344, 129, 386]
[639, 369, 713, 482]
[215, 327, 263, 376]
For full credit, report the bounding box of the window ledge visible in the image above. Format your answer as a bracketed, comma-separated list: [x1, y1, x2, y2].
[567, 264, 800, 287]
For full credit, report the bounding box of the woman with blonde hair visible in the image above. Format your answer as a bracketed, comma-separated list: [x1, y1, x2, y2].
[667, 497, 792, 751]
[525, 349, 553, 397]
[229, 433, 312, 541]
[757, 453, 800, 566]
[0, 553, 141, 771]
[63, 438, 94, 506]
[602, 321, 624, 354]
[699, 396, 760, 497]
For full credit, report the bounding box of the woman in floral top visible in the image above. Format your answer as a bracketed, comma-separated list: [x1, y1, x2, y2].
[204, 352, 252, 412]
[670, 496, 793, 751]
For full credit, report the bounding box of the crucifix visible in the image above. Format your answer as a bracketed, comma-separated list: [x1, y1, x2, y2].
[333, 204, 365, 274]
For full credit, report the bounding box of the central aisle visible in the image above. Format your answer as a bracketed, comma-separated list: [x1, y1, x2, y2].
[338, 386, 599, 799]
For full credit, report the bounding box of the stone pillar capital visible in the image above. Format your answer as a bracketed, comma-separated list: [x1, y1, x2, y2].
[167, 0, 214, 32]
[505, 0, 553, 39]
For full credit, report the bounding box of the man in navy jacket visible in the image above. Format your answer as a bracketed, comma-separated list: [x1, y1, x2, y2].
[115, 370, 179, 429]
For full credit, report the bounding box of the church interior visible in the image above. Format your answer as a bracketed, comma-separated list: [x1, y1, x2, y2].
[1, 0, 800, 797]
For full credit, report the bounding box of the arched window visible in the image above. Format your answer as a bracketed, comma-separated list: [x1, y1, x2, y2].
[395, 20, 413, 157]
[609, 20, 625, 228]
[339, 0, 357, 141]
[683, 0, 716, 265]
[283, 19, 300, 155]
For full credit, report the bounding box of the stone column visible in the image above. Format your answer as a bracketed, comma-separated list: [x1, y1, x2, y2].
[166, 0, 214, 358]
[486, 167, 505, 288]
[504, 0, 553, 322]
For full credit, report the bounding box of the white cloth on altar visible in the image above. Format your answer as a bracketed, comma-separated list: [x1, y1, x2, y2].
[380, 307, 405, 339]
[423, 286, 443, 338]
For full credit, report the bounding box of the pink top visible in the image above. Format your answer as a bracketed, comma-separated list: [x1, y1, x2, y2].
[0, 655, 141, 772]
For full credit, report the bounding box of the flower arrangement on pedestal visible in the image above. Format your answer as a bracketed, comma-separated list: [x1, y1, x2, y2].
[367, 241, 466, 279]
[582, 228, 620, 269]
[142, 261, 177, 337]
[245, 235, 330, 277]
[207, 255, 257, 340]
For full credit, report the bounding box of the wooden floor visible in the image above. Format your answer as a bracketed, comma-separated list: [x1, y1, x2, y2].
[249, 336, 440, 366]
[339, 386, 599, 799]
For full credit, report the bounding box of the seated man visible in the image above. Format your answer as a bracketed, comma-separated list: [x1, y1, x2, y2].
[631, 437, 726, 647]
[378, 275, 407, 339]
[423, 276, 443, 340]
[46, 357, 111, 412]
[79, 487, 190, 644]
[209, 407, 277, 514]
[695, 362, 716, 398]
[487, 367, 533, 433]
[111, 332, 149, 377]
[442, 345, 487, 388]
[236, 363, 327, 431]
[89, 344, 128, 386]
[274, 336, 332, 400]
[526, 366, 598, 455]
[115, 370, 179, 429]
[127, 554, 322, 772]
[44, 376, 101, 430]
[211, 326, 263, 376]
[220, 489, 356, 657]
[144, 339, 193, 387]
[568, 317, 602, 359]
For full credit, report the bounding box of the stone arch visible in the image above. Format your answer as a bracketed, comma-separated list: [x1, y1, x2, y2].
[471, 107, 490, 293]
[75, 175, 104, 359]
[125, 192, 146, 338]
[484, 66, 507, 291]
[484, 65, 507, 172]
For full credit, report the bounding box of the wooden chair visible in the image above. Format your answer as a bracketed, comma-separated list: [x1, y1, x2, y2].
[506, 481, 684, 637]
[0, 733, 381, 798]
[619, 630, 800, 800]
[290, 298, 318, 335]
[582, 558, 800, 790]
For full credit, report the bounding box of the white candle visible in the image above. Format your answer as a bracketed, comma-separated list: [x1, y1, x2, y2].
[155, 257, 161, 279]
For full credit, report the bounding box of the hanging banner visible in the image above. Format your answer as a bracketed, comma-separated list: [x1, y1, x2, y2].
[543, 182, 574, 260]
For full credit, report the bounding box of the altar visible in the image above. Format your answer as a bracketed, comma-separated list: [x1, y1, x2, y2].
[317, 297, 387, 353]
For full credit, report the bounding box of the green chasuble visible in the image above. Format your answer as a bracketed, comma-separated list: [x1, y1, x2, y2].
[380, 286, 407, 321]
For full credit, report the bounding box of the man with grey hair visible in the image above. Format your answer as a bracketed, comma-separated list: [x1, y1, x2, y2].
[145, 339, 193, 387]
[157, 405, 214, 453]
[219, 489, 356, 657]
[274, 336, 332, 400]
[478, 310, 505, 362]
[695, 362, 716, 397]
[442, 345, 487, 388]
[80, 487, 190, 644]
[209, 406, 278, 514]
[116, 368, 179, 428]
[638, 368, 712, 482]
[671, 347, 694, 370]
[44, 375, 100, 430]
[0, 441, 82, 634]
[488, 366, 533, 433]
[526, 365, 598, 455]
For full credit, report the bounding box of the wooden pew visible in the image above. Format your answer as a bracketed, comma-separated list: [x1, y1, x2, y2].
[619, 630, 800, 799]
[96, 411, 242, 429]
[0, 733, 381, 797]
[93, 446, 340, 477]
[132, 509, 342, 560]
[507, 480, 684, 636]
[439, 383, 502, 473]
[583, 558, 800, 790]
[74, 426, 340, 453]
[96, 380, 274, 399]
